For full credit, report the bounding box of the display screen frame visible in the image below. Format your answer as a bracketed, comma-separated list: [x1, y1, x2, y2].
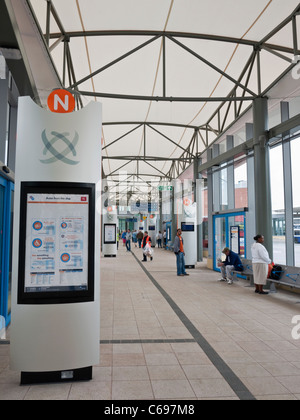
[181, 222, 195, 232]
[18, 181, 95, 305]
[104, 223, 117, 244]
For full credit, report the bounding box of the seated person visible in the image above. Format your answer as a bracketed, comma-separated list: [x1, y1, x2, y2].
[218, 247, 243, 285]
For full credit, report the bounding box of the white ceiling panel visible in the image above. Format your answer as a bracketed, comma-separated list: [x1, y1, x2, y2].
[25, 0, 300, 188]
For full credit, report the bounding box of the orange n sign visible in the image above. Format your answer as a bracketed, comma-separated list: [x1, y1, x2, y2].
[47, 89, 75, 113]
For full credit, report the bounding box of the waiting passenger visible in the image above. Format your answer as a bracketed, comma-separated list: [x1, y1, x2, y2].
[251, 234, 271, 295]
[218, 247, 243, 285]
[142, 231, 153, 262]
[174, 229, 189, 277]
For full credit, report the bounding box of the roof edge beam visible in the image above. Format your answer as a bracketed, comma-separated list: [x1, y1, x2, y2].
[71, 90, 255, 102]
[47, 30, 261, 48]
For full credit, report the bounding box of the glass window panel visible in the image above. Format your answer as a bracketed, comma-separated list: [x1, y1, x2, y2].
[213, 171, 219, 212]
[234, 159, 248, 208]
[214, 217, 226, 265]
[270, 145, 286, 265]
[220, 167, 228, 211]
[291, 137, 300, 267]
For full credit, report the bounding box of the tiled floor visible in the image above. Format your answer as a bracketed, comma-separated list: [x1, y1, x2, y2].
[2, 246, 300, 399]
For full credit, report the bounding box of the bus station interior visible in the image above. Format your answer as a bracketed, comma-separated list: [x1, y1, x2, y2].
[2, 0, 300, 400]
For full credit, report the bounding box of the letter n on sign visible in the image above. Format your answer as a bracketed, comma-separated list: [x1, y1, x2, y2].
[47, 89, 75, 113]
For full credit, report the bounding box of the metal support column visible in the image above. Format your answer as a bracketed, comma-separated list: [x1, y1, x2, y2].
[194, 157, 203, 262]
[226, 135, 235, 209]
[245, 123, 256, 259]
[0, 79, 9, 164]
[171, 182, 178, 245]
[207, 148, 214, 269]
[253, 97, 273, 259]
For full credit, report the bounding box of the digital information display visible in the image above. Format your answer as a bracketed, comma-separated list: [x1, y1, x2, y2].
[18, 182, 95, 304]
[104, 224, 116, 244]
[181, 222, 195, 232]
[230, 226, 240, 255]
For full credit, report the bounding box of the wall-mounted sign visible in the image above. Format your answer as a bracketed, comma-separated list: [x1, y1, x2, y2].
[47, 89, 75, 114]
[230, 226, 240, 255]
[158, 186, 173, 191]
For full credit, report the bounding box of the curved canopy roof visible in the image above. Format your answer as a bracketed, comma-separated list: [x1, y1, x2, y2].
[27, 0, 300, 188]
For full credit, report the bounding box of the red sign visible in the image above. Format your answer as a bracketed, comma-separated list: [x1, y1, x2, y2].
[47, 89, 75, 113]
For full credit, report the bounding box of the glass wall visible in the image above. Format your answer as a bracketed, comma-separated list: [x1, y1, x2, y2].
[291, 137, 300, 267]
[269, 144, 286, 265]
[220, 166, 228, 211]
[234, 159, 248, 208]
[212, 158, 248, 212]
[268, 132, 300, 268]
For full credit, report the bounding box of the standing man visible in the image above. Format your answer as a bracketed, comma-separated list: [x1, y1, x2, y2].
[157, 231, 163, 248]
[174, 229, 189, 277]
[218, 247, 243, 285]
[126, 229, 132, 252]
[137, 229, 144, 248]
[163, 230, 167, 248]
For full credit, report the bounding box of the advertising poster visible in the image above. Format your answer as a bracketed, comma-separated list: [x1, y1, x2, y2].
[24, 192, 89, 293]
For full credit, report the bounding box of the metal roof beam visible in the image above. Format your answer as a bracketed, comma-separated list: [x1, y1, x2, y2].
[72, 90, 255, 102]
[102, 156, 191, 162]
[47, 30, 300, 56]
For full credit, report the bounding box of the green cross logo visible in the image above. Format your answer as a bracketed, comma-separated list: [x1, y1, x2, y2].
[40, 130, 79, 165]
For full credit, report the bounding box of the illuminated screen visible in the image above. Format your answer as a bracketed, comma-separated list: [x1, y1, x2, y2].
[181, 222, 195, 232]
[18, 182, 95, 304]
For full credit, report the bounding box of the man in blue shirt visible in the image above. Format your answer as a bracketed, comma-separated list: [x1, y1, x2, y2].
[217, 247, 243, 285]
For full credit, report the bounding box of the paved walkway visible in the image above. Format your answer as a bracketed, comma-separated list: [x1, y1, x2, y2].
[1, 246, 300, 400]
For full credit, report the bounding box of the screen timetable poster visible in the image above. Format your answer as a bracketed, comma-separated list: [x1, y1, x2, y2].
[24, 193, 89, 293]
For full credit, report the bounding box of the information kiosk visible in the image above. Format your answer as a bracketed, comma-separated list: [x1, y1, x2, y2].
[10, 94, 101, 384]
[148, 215, 157, 247]
[181, 222, 197, 269]
[103, 208, 118, 257]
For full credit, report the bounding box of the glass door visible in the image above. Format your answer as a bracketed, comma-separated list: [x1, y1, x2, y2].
[214, 216, 226, 269]
[213, 212, 246, 271]
[0, 176, 14, 327]
[0, 184, 5, 321]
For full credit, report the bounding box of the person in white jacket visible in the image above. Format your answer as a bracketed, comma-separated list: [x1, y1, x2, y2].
[251, 234, 271, 295]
